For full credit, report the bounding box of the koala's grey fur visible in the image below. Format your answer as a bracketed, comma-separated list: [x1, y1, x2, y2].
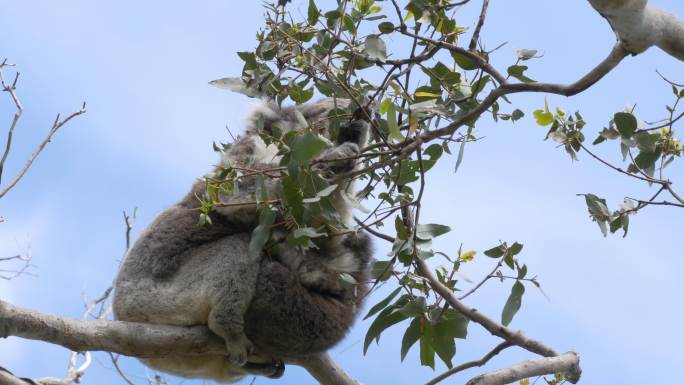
[113, 98, 373, 383]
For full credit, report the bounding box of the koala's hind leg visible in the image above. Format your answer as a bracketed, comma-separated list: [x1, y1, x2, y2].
[200, 235, 262, 366]
[208, 298, 255, 366]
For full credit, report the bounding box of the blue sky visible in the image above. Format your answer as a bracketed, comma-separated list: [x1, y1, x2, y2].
[1, 1, 683, 384]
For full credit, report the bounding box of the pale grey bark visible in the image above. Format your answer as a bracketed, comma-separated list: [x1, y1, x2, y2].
[588, 0, 684, 61]
[0, 300, 359, 385]
[465, 352, 581, 385]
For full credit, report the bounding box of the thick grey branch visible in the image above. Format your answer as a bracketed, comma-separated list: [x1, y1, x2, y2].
[290, 353, 363, 385]
[1, 367, 33, 385]
[588, 0, 684, 61]
[0, 300, 359, 385]
[0, 299, 225, 357]
[465, 352, 581, 385]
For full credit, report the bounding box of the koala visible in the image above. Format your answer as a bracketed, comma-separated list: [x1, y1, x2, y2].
[112, 98, 373, 383]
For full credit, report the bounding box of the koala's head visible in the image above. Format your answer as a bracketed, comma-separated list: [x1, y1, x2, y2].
[244, 98, 373, 148]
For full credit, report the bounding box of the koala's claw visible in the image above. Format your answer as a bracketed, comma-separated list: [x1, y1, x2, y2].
[242, 359, 285, 379]
[266, 359, 285, 379]
[225, 335, 254, 366]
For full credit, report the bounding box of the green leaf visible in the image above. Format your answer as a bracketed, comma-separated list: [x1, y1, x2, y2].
[415, 224, 451, 240]
[400, 318, 421, 361]
[484, 245, 505, 258]
[431, 328, 456, 369]
[419, 322, 435, 369]
[509, 242, 523, 256]
[584, 193, 610, 218]
[471, 75, 491, 97]
[288, 226, 327, 247]
[501, 281, 525, 326]
[635, 133, 660, 153]
[343, 14, 357, 34]
[249, 208, 276, 257]
[399, 296, 427, 317]
[370, 260, 394, 281]
[209, 77, 261, 97]
[307, 0, 320, 25]
[452, 52, 478, 70]
[395, 216, 409, 240]
[511, 109, 525, 122]
[378, 21, 395, 34]
[507, 65, 536, 83]
[282, 173, 304, 222]
[289, 84, 314, 104]
[290, 133, 328, 164]
[391, 160, 419, 185]
[364, 287, 402, 320]
[364, 35, 387, 62]
[325, 10, 341, 28]
[386, 102, 405, 142]
[454, 135, 466, 173]
[633, 150, 661, 171]
[533, 109, 554, 126]
[303, 184, 338, 203]
[292, 227, 327, 239]
[517, 264, 528, 279]
[339, 272, 357, 287]
[614, 112, 637, 138]
[423, 143, 444, 162]
[364, 301, 409, 354]
[436, 308, 469, 339]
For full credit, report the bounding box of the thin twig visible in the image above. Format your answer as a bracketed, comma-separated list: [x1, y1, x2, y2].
[0, 102, 87, 199]
[425, 341, 513, 385]
[468, 0, 490, 51]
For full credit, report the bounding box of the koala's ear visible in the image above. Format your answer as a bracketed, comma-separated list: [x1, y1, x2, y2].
[336, 106, 371, 146]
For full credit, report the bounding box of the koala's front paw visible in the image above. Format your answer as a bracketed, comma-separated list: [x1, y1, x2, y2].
[337, 118, 370, 147]
[225, 334, 255, 366]
[314, 142, 360, 178]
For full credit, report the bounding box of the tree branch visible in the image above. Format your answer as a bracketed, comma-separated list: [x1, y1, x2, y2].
[425, 342, 513, 385]
[0, 300, 360, 385]
[412, 257, 562, 359]
[465, 352, 580, 385]
[290, 353, 363, 385]
[587, 0, 684, 61]
[0, 102, 86, 199]
[501, 43, 630, 96]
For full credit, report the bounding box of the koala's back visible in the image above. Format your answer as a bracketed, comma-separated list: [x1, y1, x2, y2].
[113, 232, 255, 323]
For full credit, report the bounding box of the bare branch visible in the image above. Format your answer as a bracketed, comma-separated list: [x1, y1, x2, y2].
[0, 102, 87, 199]
[458, 257, 504, 300]
[0, 300, 360, 385]
[501, 43, 630, 96]
[465, 352, 580, 385]
[468, 0, 490, 52]
[425, 342, 513, 385]
[0, 61, 23, 185]
[290, 353, 362, 385]
[0, 366, 33, 385]
[587, 0, 684, 61]
[413, 257, 559, 358]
